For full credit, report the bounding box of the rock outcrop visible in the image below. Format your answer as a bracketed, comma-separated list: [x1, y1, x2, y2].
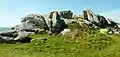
[0, 9, 118, 43]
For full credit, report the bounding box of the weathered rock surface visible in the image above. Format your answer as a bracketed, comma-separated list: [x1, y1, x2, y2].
[0, 29, 34, 43]
[11, 22, 36, 30]
[44, 11, 67, 33]
[83, 9, 102, 28]
[59, 10, 73, 19]
[21, 14, 48, 29]
[14, 30, 30, 42]
[83, 9, 118, 28]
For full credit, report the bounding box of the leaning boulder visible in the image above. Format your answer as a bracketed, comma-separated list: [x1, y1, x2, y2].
[83, 9, 101, 27]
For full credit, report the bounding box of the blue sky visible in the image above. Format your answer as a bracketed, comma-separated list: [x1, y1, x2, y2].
[0, 0, 120, 27]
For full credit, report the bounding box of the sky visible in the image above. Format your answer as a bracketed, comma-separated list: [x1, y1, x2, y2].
[0, 0, 120, 27]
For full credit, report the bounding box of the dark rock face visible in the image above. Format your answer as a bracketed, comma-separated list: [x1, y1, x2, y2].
[59, 10, 73, 19]
[97, 15, 109, 28]
[51, 11, 67, 33]
[107, 19, 118, 27]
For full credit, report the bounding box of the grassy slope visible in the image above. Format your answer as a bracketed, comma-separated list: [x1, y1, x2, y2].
[0, 23, 120, 57]
[0, 32, 120, 57]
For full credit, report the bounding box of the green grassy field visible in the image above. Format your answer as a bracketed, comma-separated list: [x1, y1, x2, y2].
[0, 23, 120, 57]
[0, 30, 120, 57]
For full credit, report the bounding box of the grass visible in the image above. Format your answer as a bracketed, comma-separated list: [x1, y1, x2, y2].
[0, 33, 116, 57]
[0, 23, 120, 57]
[0, 34, 118, 57]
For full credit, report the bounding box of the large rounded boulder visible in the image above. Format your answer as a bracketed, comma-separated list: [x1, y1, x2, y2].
[21, 14, 49, 30]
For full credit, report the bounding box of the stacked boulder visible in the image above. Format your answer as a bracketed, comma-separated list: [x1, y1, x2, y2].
[0, 11, 70, 43]
[12, 14, 48, 30]
[0, 9, 118, 43]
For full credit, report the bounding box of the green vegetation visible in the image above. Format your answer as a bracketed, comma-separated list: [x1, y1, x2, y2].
[0, 23, 120, 57]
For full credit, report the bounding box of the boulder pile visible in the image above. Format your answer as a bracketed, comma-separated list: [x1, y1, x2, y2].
[83, 9, 118, 28]
[0, 9, 119, 43]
